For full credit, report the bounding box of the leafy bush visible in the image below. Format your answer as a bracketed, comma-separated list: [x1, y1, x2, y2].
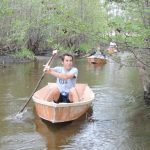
[15, 48, 35, 59]
[79, 43, 92, 52]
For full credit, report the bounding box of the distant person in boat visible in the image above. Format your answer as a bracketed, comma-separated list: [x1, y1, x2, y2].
[109, 42, 117, 48]
[89, 45, 106, 58]
[91, 49, 106, 59]
[109, 42, 118, 52]
[107, 41, 118, 55]
[44, 52, 78, 103]
[89, 48, 96, 56]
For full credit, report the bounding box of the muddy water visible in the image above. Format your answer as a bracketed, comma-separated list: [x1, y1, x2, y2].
[0, 57, 150, 150]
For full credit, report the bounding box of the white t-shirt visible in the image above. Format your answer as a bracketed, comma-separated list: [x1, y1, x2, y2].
[52, 67, 78, 94]
[110, 42, 117, 47]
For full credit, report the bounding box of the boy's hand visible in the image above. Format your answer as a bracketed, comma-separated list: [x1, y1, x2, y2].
[53, 50, 57, 55]
[43, 65, 50, 72]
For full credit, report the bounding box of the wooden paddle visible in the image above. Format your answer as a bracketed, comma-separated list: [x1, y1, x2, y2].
[18, 51, 57, 114]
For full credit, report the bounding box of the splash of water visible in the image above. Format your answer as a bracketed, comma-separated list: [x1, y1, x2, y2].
[15, 110, 26, 120]
[3, 109, 27, 121]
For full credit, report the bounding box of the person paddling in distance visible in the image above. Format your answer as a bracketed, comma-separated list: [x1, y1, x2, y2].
[43, 51, 78, 103]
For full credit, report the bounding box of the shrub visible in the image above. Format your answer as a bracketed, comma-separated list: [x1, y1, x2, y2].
[15, 48, 35, 59]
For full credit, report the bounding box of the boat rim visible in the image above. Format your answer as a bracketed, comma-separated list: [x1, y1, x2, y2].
[32, 96, 94, 108]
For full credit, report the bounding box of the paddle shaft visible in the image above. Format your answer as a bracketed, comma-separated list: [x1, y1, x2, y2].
[18, 54, 56, 113]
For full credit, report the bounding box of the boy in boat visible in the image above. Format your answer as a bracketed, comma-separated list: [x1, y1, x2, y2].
[107, 41, 118, 54]
[43, 52, 78, 103]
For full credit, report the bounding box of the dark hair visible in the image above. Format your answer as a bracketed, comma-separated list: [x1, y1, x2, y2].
[61, 53, 74, 61]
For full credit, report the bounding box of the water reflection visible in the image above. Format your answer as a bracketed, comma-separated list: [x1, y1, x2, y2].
[33, 107, 93, 150]
[87, 60, 106, 70]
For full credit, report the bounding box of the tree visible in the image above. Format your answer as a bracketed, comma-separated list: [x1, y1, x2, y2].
[105, 0, 150, 103]
[0, 0, 108, 54]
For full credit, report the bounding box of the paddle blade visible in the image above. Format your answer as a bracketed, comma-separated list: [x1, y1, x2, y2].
[15, 110, 26, 120]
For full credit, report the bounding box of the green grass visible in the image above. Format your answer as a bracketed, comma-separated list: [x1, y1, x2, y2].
[15, 48, 35, 59]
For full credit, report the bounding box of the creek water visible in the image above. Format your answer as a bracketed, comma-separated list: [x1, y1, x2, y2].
[0, 55, 150, 150]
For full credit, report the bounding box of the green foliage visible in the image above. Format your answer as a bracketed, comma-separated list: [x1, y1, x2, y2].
[15, 48, 35, 59]
[40, 0, 107, 50]
[79, 43, 92, 52]
[106, 0, 150, 49]
[0, 0, 149, 56]
[0, 0, 14, 16]
[0, 0, 108, 52]
[53, 43, 65, 52]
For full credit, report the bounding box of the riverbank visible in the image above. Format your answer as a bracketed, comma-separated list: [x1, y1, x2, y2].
[0, 55, 35, 65]
[0, 53, 83, 65]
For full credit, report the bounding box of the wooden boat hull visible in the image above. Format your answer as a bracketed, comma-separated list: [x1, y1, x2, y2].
[32, 83, 95, 123]
[87, 56, 106, 64]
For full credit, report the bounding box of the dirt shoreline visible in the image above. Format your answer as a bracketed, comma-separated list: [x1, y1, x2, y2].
[0, 53, 84, 65]
[0, 55, 51, 65]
